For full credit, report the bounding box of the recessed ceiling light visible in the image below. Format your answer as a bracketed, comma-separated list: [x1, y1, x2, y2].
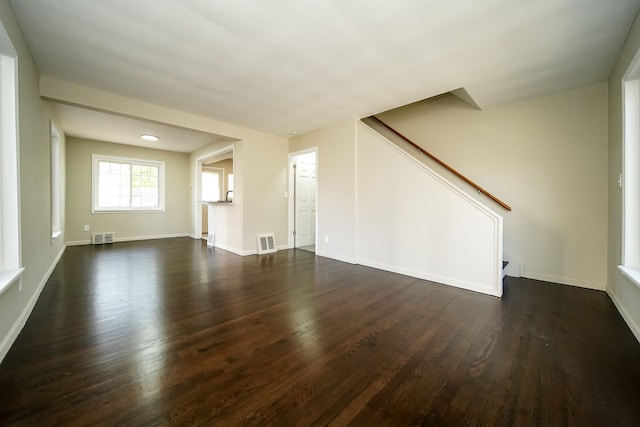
[141, 134, 159, 141]
[289, 131, 298, 135]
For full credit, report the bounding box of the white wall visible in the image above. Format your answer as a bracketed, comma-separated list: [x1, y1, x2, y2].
[65, 137, 191, 244]
[357, 123, 503, 296]
[190, 136, 289, 255]
[191, 141, 244, 253]
[0, 0, 66, 361]
[289, 119, 502, 295]
[290, 119, 357, 263]
[608, 10, 640, 342]
[241, 138, 289, 252]
[378, 83, 609, 290]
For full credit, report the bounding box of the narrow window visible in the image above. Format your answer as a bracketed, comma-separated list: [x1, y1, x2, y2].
[51, 122, 62, 240]
[619, 48, 640, 288]
[0, 21, 23, 291]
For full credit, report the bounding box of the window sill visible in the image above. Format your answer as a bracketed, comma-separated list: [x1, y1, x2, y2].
[617, 265, 640, 290]
[52, 230, 62, 241]
[0, 268, 25, 297]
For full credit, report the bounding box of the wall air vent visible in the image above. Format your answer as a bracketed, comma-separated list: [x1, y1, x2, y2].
[207, 233, 215, 247]
[256, 233, 277, 255]
[92, 232, 115, 245]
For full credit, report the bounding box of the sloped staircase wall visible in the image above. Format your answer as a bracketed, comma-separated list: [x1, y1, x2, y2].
[356, 121, 504, 297]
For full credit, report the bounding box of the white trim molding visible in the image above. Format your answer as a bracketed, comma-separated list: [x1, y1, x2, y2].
[0, 245, 66, 363]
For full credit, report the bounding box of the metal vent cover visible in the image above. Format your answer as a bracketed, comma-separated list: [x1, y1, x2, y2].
[91, 232, 115, 244]
[256, 233, 276, 255]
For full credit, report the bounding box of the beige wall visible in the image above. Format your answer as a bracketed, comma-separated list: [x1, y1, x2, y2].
[190, 136, 288, 255]
[241, 138, 289, 252]
[378, 83, 609, 289]
[290, 119, 357, 262]
[39, 64, 290, 256]
[0, 0, 67, 360]
[65, 137, 190, 243]
[608, 10, 640, 341]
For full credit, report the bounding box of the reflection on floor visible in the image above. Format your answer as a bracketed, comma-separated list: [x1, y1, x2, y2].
[297, 245, 315, 253]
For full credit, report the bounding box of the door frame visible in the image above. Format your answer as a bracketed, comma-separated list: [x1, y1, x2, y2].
[193, 145, 234, 239]
[288, 148, 318, 249]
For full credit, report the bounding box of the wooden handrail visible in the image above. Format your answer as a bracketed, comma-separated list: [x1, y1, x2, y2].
[369, 115, 512, 211]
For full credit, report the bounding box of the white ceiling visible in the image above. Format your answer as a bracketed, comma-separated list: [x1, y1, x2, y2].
[54, 104, 236, 153]
[10, 0, 640, 144]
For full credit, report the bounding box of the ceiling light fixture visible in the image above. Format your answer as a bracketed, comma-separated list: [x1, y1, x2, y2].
[141, 134, 159, 141]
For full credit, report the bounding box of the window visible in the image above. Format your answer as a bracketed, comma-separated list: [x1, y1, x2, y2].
[202, 167, 223, 201]
[51, 122, 62, 240]
[92, 154, 165, 212]
[619, 48, 640, 289]
[0, 21, 23, 292]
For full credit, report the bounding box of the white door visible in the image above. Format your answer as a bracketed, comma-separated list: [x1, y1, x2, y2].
[295, 152, 316, 247]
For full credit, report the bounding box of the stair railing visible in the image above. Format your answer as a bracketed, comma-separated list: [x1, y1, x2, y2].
[368, 115, 512, 211]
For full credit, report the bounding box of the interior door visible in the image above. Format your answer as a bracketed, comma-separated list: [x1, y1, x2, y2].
[295, 152, 316, 248]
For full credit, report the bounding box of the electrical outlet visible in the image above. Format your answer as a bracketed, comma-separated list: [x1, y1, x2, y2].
[84, 225, 90, 232]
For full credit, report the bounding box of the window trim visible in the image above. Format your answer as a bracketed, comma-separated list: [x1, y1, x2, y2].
[0, 20, 23, 293]
[50, 121, 62, 241]
[619, 47, 640, 290]
[92, 154, 165, 213]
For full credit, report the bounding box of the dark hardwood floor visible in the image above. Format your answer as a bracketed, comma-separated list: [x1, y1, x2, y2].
[0, 238, 639, 426]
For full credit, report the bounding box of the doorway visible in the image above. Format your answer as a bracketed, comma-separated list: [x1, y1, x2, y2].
[289, 150, 317, 252]
[194, 145, 234, 240]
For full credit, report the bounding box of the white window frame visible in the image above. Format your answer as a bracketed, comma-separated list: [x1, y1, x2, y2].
[0, 20, 24, 295]
[619, 47, 640, 290]
[228, 173, 234, 192]
[50, 121, 62, 240]
[92, 154, 165, 213]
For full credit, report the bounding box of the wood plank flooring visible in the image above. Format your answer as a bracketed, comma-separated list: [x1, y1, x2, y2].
[0, 237, 639, 425]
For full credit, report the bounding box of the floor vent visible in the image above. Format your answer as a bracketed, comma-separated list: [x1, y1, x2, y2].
[256, 233, 277, 255]
[92, 232, 115, 245]
[207, 233, 215, 247]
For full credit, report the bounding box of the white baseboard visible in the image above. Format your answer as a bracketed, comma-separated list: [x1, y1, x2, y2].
[315, 250, 357, 265]
[66, 233, 191, 247]
[522, 271, 604, 291]
[607, 287, 640, 344]
[211, 242, 245, 256]
[66, 239, 91, 246]
[214, 244, 290, 257]
[357, 258, 500, 297]
[0, 244, 67, 363]
[116, 233, 190, 242]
